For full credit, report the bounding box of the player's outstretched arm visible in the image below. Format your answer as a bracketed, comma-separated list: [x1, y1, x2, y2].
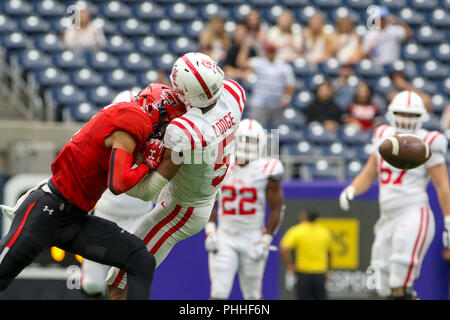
[265, 178, 285, 236]
[340, 154, 378, 211]
[204, 203, 219, 253]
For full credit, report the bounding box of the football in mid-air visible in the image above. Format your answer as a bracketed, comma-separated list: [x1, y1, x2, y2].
[378, 134, 431, 170]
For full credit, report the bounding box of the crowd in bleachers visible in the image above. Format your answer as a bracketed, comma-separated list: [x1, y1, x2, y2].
[0, 0, 449, 179]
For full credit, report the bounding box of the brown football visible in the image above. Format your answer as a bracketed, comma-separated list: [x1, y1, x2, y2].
[378, 134, 432, 169]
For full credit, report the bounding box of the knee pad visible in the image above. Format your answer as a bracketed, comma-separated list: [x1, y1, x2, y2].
[125, 248, 156, 276]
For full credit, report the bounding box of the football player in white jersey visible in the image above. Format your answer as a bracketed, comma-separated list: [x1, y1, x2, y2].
[105, 52, 245, 299]
[339, 90, 450, 299]
[80, 88, 154, 298]
[205, 118, 285, 300]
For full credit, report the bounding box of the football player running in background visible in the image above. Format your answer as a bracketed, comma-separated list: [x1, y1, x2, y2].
[106, 52, 246, 299]
[205, 119, 285, 300]
[80, 88, 154, 299]
[0, 84, 186, 299]
[339, 90, 450, 299]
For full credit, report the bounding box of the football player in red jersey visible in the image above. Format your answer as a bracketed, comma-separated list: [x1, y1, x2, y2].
[0, 84, 186, 300]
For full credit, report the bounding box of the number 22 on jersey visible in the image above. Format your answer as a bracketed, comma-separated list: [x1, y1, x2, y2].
[221, 185, 257, 215]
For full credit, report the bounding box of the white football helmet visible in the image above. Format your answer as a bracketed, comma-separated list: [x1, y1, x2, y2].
[112, 87, 141, 103]
[170, 52, 224, 108]
[386, 90, 428, 133]
[235, 119, 267, 164]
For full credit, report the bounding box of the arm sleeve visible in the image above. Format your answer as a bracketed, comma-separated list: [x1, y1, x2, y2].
[425, 133, 448, 168]
[107, 148, 150, 195]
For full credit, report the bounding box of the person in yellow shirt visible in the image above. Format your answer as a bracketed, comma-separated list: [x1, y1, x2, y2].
[280, 210, 332, 300]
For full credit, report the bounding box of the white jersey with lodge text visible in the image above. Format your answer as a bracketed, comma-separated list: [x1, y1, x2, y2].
[371, 124, 448, 214]
[163, 79, 245, 207]
[217, 158, 284, 232]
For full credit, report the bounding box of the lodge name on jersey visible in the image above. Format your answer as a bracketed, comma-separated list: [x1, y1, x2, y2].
[212, 111, 236, 138]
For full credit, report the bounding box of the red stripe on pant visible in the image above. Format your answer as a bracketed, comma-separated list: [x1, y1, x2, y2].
[412, 205, 431, 282]
[403, 207, 425, 287]
[6, 201, 36, 248]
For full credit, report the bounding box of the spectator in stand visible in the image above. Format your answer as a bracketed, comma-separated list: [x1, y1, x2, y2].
[237, 42, 295, 129]
[330, 17, 362, 65]
[343, 81, 381, 131]
[362, 6, 413, 65]
[387, 71, 432, 113]
[63, 7, 106, 52]
[441, 105, 450, 133]
[332, 64, 356, 110]
[223, 22, 257, 82]
[245, 10, 268, 57]
[305, 81, 343, 131]
[266, 10, 302, 62]
[199, 15, 231, 64]
[302, 13, 333, 65]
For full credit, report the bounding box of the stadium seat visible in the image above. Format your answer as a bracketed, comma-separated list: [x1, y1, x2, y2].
[401, 43, 430, 62]
[419, 60, 448, 79]
[183, 20, 206, 39]
[152, 19, 183, 38]
[136, 70, 160, 88]
[292, 58, 318, 77]
[52, 50, 86, 70]
[379, 0, 407, 10]
[230, 4, 252, 22]
[310, 160, 340, 180]
[134, 36, 168, 56]
[399, 8, 425, 26]
[247, 0, 277, 7]
[416, 26, 445, 44]
[152, 53, 177, 72]
[433, 43, 450, 62]
[305, 122, 338, 145]
[167, 3, 198, 21]
[442, 0, 450, 10]
[286, 141, 323, 157]
[197, 3, 229, 20]
[325, 142, 357, 160]
[262, 5, 284, 24]
[119, 52, 153, 72]
[2, 0, 33, 17]
[278, 124, 304, 144]
[65, 102, 99, 122]
[217, 0, 245, 5]
[384, 60, 418, 79]
[278, 0, 310, 8]
[305, 74, 327, 91]
[91, 18, 117, 35]
[292, 90, 314, 111]
[431, 94, 448, 115]
[281, 108, 306, 129]
[373, 76, 393, 95]
[354, 59, 385, 78]
[70, 68, 103, 88]
[295, 6, 319, 24]
[132, 2, 165, 21]
[428, 9, 450, 28]
[313, 0, 342, 8]
[356, 143, 372, 161]
[99, 1, 132, 20]
[50, 16, 72, 33]
[34, 34, 64, 53]
[343, 0, 373, 9]
[32, 67, 69, 88]
[105, 35, 134, 55]
[1, 32, 30, 51]
[346, 160, 363, 179]
[411, 77, 438, 95]
[339, 125, 371, 145]
[14, 49, 51, 71]
[86, 51, 119, 71]
[329, 7, 359, 23]
[86, 85, 117, 106]
[169, 37, 199, 55]
[409, 0, 439, 10]
[438, 78, 450, 96]
[117, 18, 150, 36]
[0, 14, 17, 35]
[422, 114, 442, 131]
[102, 69, 138, 90]
[50, 84, 86, 106]
[33, 0, 65, 17]
[318, 58, 341, 77]
[18, 16, 51, 34]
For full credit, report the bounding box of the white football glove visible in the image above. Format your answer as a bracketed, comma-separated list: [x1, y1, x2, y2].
[204, 222, 219, 254]
[252, 234, 273, 261]
[339, 185, 355, 211]
[443, 216, 450, 250]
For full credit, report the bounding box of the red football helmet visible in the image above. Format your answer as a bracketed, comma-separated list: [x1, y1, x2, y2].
[137, 83, 187, 139]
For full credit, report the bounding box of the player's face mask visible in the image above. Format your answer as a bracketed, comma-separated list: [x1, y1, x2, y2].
[391, 112, 422, 133]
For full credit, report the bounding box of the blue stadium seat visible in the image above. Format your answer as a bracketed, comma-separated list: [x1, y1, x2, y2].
[152, 53, 176, 72]
[91, 18, 117, 35]
[132, 2, 165, 21]
[419, 60, 448, 79]
[409, 0, 439, 10]
[217, 0, 245, 5]
[329, 7, 359, 23]
[325, 142, 357, 160]
[442, 0, 450, 10]
[152, 19, 183, 38]
[33, 0, 65, 17]
[373, 76, 393, 95]
[262, 5, 284, 24]
[286, 141, 323, 156]
[197, 3, 228, 20]
[428, 9, 450, 28]
[356, 143, 372, 161]
[99, 1, 132, 20]
[247, 0, 277, 7]
[313, 0, 342, 8]
[119, 52, 153, 72]
[1, 32, 30, 51]
[422, 114, 442, 131]
[416, 26, 445, 45]
[343, 0, 373, 9]
[305, 74, 326, 91]
[103, 69, 138, 90]
[65, 102, 99, 122]
[433, 43, 450, 62]
[411, 77, 438, 95]
[134, 36, 168, 56]
[18, 16, 51, 34]
[311, 160, 340, 180]
[136, 70, 160, 88]
[379, 0, 407, 10]
[401, 42, 430, 62]
[0, 14, 17, 35]
[292, 58, 318, 77]
[14, 49, 51, 71]
[354, 59, 385, 78]
[117, 18, 150, 36]
[50, 85, 86, 106]
[169, 37, 199, 55]
[50, 16, 72, 33]
[296, 6, 319, 24]
[318, 58, 341, 77]
[53, 50, 86, 70]
[278, 0, 309, 8]
[34, 34, 64, 53]
[438, 78, 450, 96]
[2, 0, 33, 17]
[292, 90, 314, 111]
[305, 122, 338, 145]
[230, 4, 252, 22]
[398, 8, 425, 26]
[86, 51, 119, 70]
[105, 35, 134, 55]
[346, 160, 363, 179]
[431, 94, 448, 115]
[281, 108, 306, 129]
[339, 125, 371, 145]
[183, 20, 206, 39]
[278, 124, 304, 145]
[86, 85, 118, 106]
[167, 3, 198, 21]
[32, 67, 69, 88]
[384, 60, 418, 79]
[70, 68, 103, 88]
